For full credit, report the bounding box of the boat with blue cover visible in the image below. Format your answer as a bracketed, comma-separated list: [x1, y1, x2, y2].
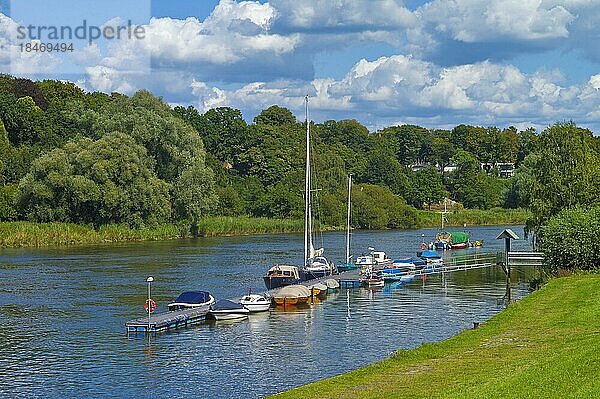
[167, 291, 215, 311]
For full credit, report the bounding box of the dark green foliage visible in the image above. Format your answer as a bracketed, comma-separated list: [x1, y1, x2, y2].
[351, 184, 418, 229]
[542, 206, 600, 271]
[0, 184, 18, 221]
[253, 105, 296, 126]
[0, 74, 549, 230]
[409, 166, 446, 209]
[516, 122, 600, 235]
[18, 132, 171, 227]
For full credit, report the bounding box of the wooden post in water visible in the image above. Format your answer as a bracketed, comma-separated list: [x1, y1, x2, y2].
[496, 229, 519, 304]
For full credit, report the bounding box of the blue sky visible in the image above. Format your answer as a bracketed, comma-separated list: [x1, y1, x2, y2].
[2, 0, 600, 133]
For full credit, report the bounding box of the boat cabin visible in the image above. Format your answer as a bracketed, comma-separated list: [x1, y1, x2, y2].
[265, 265, 300, 279]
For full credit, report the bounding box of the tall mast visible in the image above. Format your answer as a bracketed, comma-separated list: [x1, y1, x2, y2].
[345, 174, 352, 264]
[304, 95, 312, 265]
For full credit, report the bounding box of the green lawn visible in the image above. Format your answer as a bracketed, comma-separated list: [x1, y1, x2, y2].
[271, 274, 600, 398]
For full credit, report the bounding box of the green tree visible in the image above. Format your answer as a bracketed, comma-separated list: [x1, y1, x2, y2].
[409, 166, 446, 209]
[351, 184, 418, 229]
[17, 132, 171, 227]
[253, 105, 296, 126]
[542, 206, 600, 271]
[516, 122, 600, 235]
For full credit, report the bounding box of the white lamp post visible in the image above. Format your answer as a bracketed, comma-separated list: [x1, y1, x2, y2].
[146, 276, 153, 333]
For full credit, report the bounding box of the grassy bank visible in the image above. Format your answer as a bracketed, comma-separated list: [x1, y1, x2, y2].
[0, 217, 306, 247]
[0, 209, 527, 248]
[418, 208, 529, 228]
[271, 274, 600, 398]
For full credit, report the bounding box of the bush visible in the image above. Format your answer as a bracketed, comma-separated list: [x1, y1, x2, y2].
[541, 206, 600, 272]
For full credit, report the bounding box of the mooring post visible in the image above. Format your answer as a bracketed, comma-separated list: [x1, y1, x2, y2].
[496, 229, 519, 304]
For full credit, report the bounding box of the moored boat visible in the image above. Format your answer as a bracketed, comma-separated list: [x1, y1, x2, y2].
[355, 249, 393, 270]
[324, 278, 340, 292]
[263, 264, 302, 289]
[239, 293, 271, 313]
[308, 282, 328, 298]
[167, 291, 215, 311]
[209, 299, 250, 320]
[419, 250, 443, 265]
[273, 284, 311, 306]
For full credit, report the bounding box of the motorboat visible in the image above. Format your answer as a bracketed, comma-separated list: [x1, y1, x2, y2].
[362, 271, 385, 288]
[167, 291, 215, 311]
[355, 250, 393, 270]
[273, 284, 311, 306]
[263, 264, 302, 289]
[209, 299, 250, 320]
[239, 294, 271, 313]
[419, 250, 443, 265]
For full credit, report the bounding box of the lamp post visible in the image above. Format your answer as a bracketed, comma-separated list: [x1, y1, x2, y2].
[146, 276, 153, 333]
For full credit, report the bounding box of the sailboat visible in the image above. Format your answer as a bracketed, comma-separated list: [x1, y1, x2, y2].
[263, 96, 334, 289]
[301, 96, 335, 280]
[338, 174, 358, 272]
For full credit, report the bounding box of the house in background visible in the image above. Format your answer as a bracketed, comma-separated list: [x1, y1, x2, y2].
[481, 162, 515, 178]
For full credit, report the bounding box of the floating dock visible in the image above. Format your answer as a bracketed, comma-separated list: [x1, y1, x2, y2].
[126, 304, 211, 334]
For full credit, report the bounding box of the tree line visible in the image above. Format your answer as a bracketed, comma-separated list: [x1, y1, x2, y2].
[0, 75, 598, 236]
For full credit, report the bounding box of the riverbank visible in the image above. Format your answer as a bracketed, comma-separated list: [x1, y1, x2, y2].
[0, 217, 304, 247]
[271, 273, 600, 398]
[0, 209, 527, 248]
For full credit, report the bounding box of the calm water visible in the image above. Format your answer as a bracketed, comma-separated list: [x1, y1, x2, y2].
[0, 226, 534, 399]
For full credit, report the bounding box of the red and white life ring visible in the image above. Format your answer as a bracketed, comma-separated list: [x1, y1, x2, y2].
[420, 243, 427, 251]
[144, 298, 157, 313]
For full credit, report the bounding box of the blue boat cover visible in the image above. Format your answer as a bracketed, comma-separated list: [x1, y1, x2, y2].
[393, 257, 426, 266]
[211, 299, 245, 311]
[420, 251, 441, 259]
[174, 291, 211, 304]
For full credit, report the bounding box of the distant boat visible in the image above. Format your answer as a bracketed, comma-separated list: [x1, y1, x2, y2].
[355, 249, 393, 270]
[209, 299, 250, 320]
[362, 270, 385, 288]
[167, 291, 215, 311]
[239, 293, 271, 313]
[273, 284, 311, 306]
[419, 250, 443, 265]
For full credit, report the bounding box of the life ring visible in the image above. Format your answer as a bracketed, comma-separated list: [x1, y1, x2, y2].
[420, 243, 427, 250]
[144, 298, 157, 313]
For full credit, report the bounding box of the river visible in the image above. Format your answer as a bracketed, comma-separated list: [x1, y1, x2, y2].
[0, 225, 535, 398]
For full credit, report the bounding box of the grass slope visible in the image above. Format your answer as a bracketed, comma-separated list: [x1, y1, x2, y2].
[271, 274, 600, 398]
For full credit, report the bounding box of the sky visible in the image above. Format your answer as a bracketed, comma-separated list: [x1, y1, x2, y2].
[1, 0, 600, 133]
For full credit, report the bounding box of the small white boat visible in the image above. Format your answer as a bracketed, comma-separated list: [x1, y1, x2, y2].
[239, 294, 271, 313]
[209, 299, 250, 320]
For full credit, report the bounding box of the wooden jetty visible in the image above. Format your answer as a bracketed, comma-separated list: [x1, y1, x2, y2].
[126, 304, 211, 334]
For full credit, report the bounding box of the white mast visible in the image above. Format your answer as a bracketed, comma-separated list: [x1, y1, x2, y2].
[345, 174, 352, 264]
[304, 95, 313, 266]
